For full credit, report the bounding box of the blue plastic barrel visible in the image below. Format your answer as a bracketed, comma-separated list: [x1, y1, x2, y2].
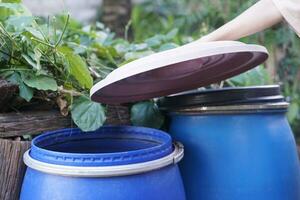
[158, 85, 300, 200]
[20, 126, 185, 200]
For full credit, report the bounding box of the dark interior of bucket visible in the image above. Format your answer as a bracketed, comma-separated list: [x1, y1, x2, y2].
[36, 133, 162, 154]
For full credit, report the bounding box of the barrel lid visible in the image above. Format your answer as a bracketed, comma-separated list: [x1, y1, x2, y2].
[90, 41, 268, 104]
[158, 85, 285, 110]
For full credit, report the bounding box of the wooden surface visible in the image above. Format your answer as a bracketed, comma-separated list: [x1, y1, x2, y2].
[0, 139, 30, 200]
[0, 79, 18, 112]
[102, 0, 132, 38]
[0, 111, 72, 138]
[105, 104, 131, 125]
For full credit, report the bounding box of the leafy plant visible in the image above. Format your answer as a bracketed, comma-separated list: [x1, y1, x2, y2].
[0, 1, 174, 131]
[226, 66, 272, 87]
[131, 101, 164, 129]
[71, 96, 106, 132]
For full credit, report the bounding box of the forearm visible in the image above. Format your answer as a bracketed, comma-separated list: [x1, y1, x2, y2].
[199, 0, 283, 42]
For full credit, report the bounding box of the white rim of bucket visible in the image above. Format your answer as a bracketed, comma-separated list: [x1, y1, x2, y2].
[23, 142, 184, 177]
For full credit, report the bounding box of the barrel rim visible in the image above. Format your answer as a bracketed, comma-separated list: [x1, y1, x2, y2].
[30, 126, 172, 166]
[23, 142, 184, 177]
[158, 85, 285, 111]
[169, 102, 289, 115]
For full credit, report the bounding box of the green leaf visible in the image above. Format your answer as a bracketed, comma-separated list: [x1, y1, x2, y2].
[0, 2, 31, 16]
[0, 3, 22, 10]
[6, 15, 34, 31]
[288, 102, 299, 123]
[25, 27, 44, 40]
[0, 70, 14, 78]
[67, 42, 87, 54]
[22, 73, 58, 91]
[165, 28, 178, 40]
[131, 101, 165, 129]
[54, 14, 82, 30]
[124, 50, 154, 61]
[145, 35, 164, 47]
[7, 72, 33, 101]
[68, 54, 93, 89]
[71, 96, 106, 132]
[34, 48, 41, 70]
[22, 134, 32, 141]
[2, 0, 22, 3]
[22, 53, 39, 70]
[58, 46, 93, 89]
[91, 43, 118, 63]
[159, 43, 178, 51]
[128, 43, 148, 51]
[0, 2, 22, 21]
[226, 66, 272, 86]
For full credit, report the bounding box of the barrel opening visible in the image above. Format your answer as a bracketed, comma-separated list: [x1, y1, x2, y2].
[29, 127, 173, 166]
[37, 136, 161, 154]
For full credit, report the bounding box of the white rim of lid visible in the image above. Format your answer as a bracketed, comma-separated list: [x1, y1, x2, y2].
[90, 41, 268, 99]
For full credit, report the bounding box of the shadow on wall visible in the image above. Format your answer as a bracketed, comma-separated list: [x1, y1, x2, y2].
[23, 0, 103, 24]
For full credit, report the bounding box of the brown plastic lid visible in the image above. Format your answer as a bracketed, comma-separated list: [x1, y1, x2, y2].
[90, 41, 268, 104]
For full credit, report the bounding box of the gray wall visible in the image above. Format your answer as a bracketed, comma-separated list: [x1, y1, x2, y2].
[23, 0, 103, 24]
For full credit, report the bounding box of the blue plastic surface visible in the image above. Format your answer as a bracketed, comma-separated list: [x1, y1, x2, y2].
[20, 126, 185, 200]
[29, 126, 173, 166]
[22, 165, 184, 200]
[168, 111, 300, 200]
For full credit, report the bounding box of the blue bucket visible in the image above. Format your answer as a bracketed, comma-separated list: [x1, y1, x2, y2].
[159, 85, 300, 200]
[20, 126, 185, 200]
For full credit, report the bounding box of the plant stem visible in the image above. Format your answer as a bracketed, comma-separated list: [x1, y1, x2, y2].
[58, 86, 82, 96]
[0, 48, 26, 64]
[0, 23, 20, 50]
[0, 23, 13, 43]
[53, 16, 57, 44]
[55, 14, 70, 47]
[37, 49, 64, 74]
[31, 37, 55, 48]
[47, 16, 50, 39]
[124, 20, 132, 41]
[32, 17, 50, 43]
[0, 68, 32, 72]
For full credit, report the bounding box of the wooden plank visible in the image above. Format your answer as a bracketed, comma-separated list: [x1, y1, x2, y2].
[0, 79, 18, 112]
[102, 0, 132, 38]
[105, 105, 131, 125]
[0, 139, 30, 200]
[0, 111, 72, 138]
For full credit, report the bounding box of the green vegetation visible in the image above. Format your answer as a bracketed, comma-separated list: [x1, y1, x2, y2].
[131, 0, 300, 137]
[0, 1, 173, 131]
[0, 0, 299, 136]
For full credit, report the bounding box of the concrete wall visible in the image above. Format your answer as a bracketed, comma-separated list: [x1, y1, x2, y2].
[23, 0, 103, 24]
